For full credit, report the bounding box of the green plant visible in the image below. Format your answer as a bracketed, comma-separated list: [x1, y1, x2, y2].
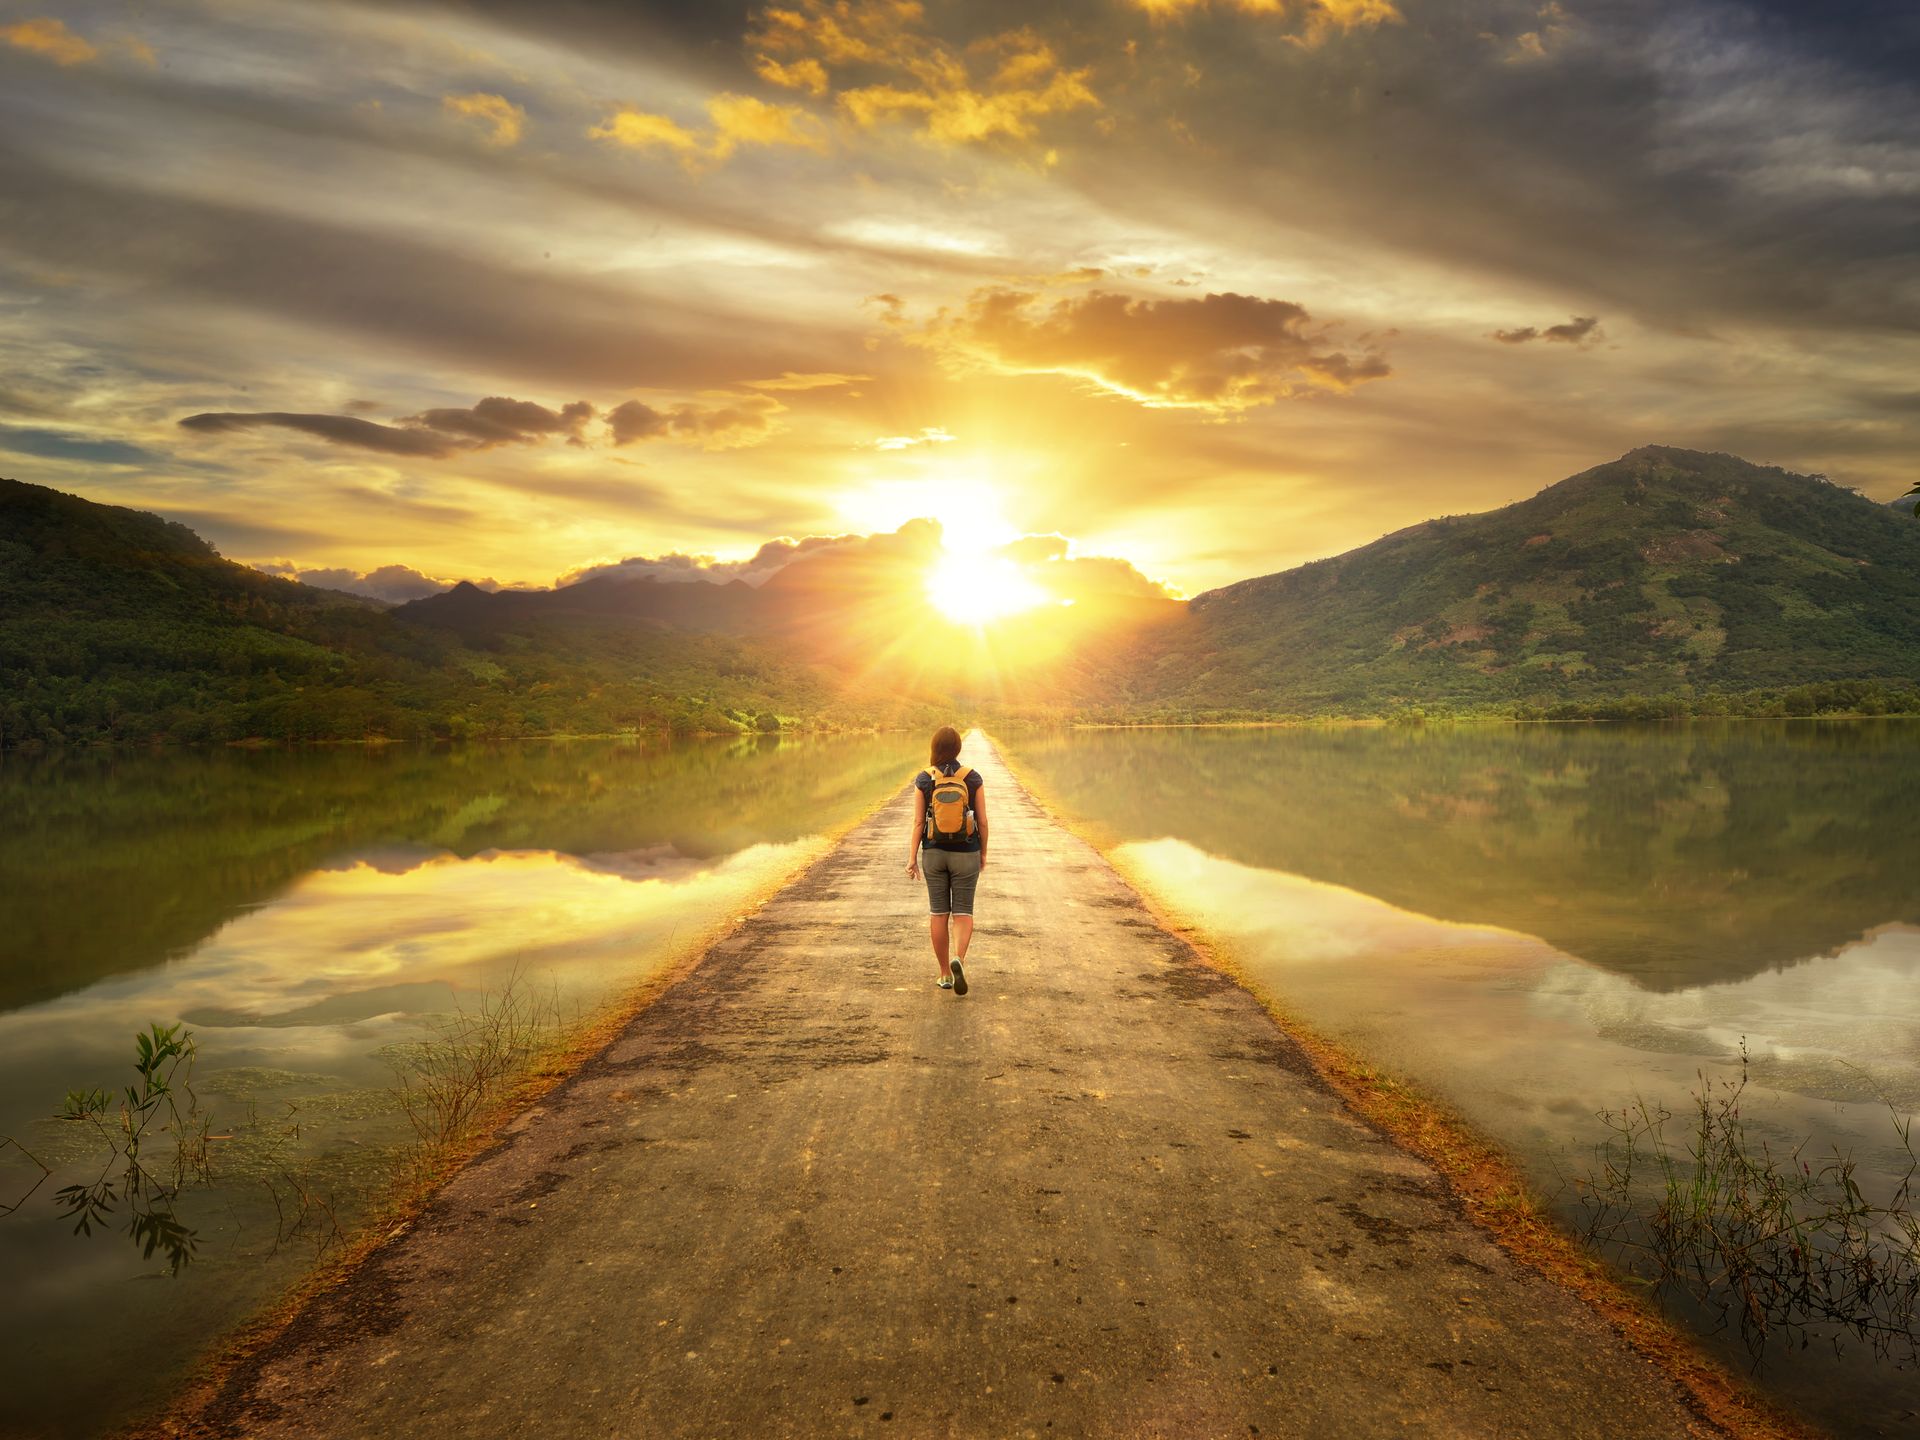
[50, 1022, 213, 1273]
[385, 970, 560, 1154]
[1575, 1044, 1920, 1358]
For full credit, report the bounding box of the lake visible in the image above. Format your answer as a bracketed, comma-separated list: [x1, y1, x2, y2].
[4, 725, 1916, 1438]
[998, 721, 1920, 1439]
[0, 735, 910, 1439]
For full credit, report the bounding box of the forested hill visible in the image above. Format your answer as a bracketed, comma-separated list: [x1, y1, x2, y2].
[1110, 447, 1920, 717]
[0, 476, 932, 746]
[4, 447, 1918, 746]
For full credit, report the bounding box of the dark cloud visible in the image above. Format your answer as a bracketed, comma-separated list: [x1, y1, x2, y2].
[607, 399, 668, 445]
[0, 423, 164, 466]
[1065, 0, 1920, 339]
[179, 411, 461, 457]
[181, 396, 600, 457]
[929, 287, 1390, 411]
[1493, 315, 1602, 345]
[404, 396, 596, 446]
[607, 395, 782, 447]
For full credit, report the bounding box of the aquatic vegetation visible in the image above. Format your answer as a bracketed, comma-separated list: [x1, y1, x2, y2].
[383, 969, 563, 1155]
[50, 1022, 211, 1274]
[1576, 1045, 1920, 1359]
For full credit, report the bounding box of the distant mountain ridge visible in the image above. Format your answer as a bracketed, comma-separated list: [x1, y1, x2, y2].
[3, 446, 1917, 744]
[1121, 446, 1920, 715]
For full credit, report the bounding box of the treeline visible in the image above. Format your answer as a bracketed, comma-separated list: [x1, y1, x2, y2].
[0, 615, 936, 749]
[982, 679, 1920, 732]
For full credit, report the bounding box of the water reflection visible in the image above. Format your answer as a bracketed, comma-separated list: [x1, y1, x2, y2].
[1007, 722, 1920, 988]
[1002, 722, 1920, 1438]
[0, 734, 908, 1440]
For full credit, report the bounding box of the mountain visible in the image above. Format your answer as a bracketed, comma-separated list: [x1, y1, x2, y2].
[3, 447, 1917, 746]
[1108, 447, 1920, 717]
[0, 476, 933, 746]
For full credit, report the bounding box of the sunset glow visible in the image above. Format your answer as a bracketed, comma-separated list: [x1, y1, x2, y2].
[925, 551, 1053, 624]
[1, 1, 1910, 603]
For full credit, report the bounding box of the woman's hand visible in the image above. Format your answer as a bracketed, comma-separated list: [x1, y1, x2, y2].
[906, 858, 920, 880]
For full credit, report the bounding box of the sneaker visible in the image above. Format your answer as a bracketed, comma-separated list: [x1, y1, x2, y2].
[950, 959, 968, 996]
[936, 975, 954, 990]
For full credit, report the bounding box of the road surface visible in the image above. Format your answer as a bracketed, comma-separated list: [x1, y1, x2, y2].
[189, 734, 1717, 1439]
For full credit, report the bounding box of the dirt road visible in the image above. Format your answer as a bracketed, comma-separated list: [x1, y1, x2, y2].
[190, 734, 1716, 1439]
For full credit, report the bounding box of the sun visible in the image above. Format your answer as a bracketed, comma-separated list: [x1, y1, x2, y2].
[926, 551, 1051, 623]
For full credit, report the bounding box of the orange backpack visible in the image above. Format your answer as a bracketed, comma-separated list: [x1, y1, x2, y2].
[923, 766, 976, 845]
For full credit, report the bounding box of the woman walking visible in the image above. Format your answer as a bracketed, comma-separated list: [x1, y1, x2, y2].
[905, 725, 987, 995]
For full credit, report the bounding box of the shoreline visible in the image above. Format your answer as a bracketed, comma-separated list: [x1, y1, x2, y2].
[989, 738, 1818, 1440]
[5, 707, 1918, 758]
[130, 782, 904, 1440]
[129, 730, 1845, 1437]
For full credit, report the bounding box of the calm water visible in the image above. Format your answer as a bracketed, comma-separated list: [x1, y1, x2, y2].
[1000, 721, 1920, 1438]
[0, 735, 908, 1439]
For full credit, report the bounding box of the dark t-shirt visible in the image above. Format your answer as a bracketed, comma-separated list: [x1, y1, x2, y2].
[914, 760, 982, 852]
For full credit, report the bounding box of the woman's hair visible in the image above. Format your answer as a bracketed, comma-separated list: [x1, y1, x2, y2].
[929, 725, 962, 766]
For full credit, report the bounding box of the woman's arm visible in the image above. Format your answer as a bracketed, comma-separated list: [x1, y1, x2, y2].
[973, 781, 988, 868]
[906, 786, 926, 878]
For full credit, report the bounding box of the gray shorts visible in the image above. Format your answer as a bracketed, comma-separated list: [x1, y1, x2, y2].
[922, 847, 981, 917]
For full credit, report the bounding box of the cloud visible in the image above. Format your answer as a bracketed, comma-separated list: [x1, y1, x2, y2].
[745, 371, 868, 391]
[1, 18, 98, 66]
[179, 411, 462, 457]
[606, 395, 783, 449]
[560, 530, 891, 588]
[921, 287, 1391, 411]
[254, 561, 477, 603]
[1498, 2, 1574, 64]
[870, 427, 954, 450]
[1492, 314, 1602, 345]
[443, 92, 526, 147]
[997, 533, 1179, 601]
[1128, 0, 1403, 47]
[180, 396, 596, 457]
[0, 149, 835, 392]
[403, 396, 595, 445]
[589, 93, 827, 170]
[749, 2, 1098, 147]
[0, 423, 163, 467]
[554, 519, 1176, 610]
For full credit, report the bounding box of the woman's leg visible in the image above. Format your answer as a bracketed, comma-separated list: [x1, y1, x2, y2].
[948, 852, 980, 965]
[923, 849, 953, 976]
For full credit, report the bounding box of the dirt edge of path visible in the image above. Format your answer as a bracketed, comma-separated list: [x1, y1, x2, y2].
[991, 736, 1824, 1440]
[127, 790, 901, 1440]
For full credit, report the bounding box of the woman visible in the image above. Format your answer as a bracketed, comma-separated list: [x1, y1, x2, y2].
[905, 725, 987, 995]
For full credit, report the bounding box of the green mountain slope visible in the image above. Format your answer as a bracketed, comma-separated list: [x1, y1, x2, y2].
[0, 477, 930, 746]
[4, 448, 1916, 745]
[1121, 447, 1920, 715]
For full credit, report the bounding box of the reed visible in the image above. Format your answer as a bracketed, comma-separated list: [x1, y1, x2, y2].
[1575, 1044, 1920, 1358]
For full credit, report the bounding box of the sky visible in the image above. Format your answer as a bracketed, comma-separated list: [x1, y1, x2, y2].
[1, 0, 1915, 600]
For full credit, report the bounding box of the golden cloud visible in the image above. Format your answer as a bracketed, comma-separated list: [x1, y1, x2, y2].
[589, 93, 826, 170]
[749, 2, 1098, 146]
[1, 17, 99, 65]
[443, 92, 526, 147]
[1129, 0, 1402, 47]
[746, 371, 871, 391]
[919, 286, 1391, 412]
